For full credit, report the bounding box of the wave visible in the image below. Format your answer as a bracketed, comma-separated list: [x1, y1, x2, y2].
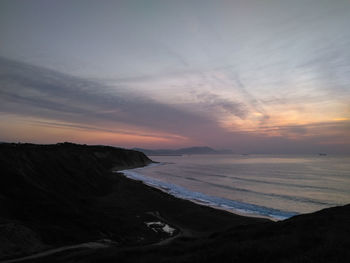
[118, 164, 298, 221]
[184, 168, 341, 193]
[164, 172, 335, 206]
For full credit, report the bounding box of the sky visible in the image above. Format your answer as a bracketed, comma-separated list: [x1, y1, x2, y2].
[0, 0, 350, 153]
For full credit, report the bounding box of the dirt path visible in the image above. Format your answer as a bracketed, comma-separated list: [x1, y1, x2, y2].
[0, 211, 194, 263]
[0, 241, 111, 263]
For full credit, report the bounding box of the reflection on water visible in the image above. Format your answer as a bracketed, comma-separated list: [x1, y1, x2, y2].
[135, 154, 350, 216]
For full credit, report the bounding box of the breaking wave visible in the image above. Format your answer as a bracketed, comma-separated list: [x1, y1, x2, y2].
[119, 164, 297, 220]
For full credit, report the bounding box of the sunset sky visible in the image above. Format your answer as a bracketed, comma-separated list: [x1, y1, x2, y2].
[1, 0, 350, 153]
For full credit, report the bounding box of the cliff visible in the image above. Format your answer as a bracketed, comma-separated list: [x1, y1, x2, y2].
[2, 143, 349, 262]
[0, 143, 260, 261]
[0, 142, 152, 259]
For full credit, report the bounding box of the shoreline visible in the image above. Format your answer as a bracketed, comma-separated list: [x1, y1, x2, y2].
[120, 169, 275, 221]
[2, 143, 350, 262]
[0, 143, 266, 261]
[118, 164, 297, 221]
[2, 170, 349, 263]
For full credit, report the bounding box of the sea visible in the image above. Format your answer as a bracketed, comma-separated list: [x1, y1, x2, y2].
[120, 154, 350, 220]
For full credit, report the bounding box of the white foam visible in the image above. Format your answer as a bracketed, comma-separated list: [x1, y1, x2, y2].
[119, 164, 297, 221]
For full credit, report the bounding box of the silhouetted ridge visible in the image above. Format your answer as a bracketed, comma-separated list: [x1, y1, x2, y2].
[1, 143, 349, 263]
[0, 143, 152, 259]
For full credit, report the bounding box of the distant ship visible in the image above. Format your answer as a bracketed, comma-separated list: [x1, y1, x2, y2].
[319, 153, 327, 156]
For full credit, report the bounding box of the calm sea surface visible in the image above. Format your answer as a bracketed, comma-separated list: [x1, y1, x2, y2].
[121, 154, 350, 220]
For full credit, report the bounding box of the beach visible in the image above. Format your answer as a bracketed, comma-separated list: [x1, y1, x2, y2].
[26, 171, 350, 263]
[0, 143, 265, 262]
[122, 154, 350, 220]
[1, 143, 350, 263]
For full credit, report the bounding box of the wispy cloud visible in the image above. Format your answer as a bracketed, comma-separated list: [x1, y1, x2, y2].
[0, 57, 227, 145]
[194, 91, 248, 119]
[0, 56, 349, 152]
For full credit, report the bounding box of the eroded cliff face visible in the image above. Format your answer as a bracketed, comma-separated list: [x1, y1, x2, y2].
[0, 143, 152, 259]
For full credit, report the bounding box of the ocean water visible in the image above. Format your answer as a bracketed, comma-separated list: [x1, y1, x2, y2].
[120, 154, 350, 220]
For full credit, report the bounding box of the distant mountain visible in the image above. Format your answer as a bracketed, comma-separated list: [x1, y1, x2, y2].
[133, 146, 233, 155]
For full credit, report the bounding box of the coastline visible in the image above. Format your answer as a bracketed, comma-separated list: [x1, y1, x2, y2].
[44, 173, 350, 263]
[119, 164, 297, 221]
[1, 143, 350, 262]
[0, 143, 266, 261]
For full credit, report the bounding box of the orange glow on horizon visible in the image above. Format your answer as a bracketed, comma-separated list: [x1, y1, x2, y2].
[0, 116, 193, 148]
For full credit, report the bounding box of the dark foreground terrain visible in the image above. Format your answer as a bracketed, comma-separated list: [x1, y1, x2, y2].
[0, 143, 349, 263]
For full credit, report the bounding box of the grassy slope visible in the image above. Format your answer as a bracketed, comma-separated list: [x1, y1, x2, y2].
[1, 143, 349, 263]
[58, 203, 350, 263]
[0, 143, 152, 259]
[0, 143, 264, 261]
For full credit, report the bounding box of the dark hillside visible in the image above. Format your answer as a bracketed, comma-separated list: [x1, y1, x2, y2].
[1, 143, 349, 263]
[56, 204, 350, 263]
[0, 143, 263, 261]
[0, 143, 152, 259]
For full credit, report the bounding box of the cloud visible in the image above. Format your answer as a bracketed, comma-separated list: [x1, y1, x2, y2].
[194, 91, 248, 119]
[1, 57, 349, 153]
[0, 57, 227, 144]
